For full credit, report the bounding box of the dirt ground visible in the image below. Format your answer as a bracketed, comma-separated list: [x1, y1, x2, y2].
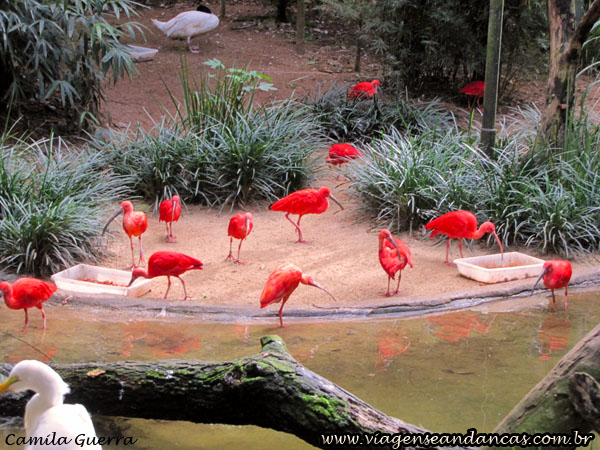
[98, 1, 600, 313]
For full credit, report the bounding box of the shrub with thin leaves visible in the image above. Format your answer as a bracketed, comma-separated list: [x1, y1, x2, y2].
[0, 136, 132, 276]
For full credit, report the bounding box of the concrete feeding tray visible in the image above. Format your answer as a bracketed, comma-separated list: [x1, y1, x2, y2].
[124, 45, 158, 62]
[51, 264, 151, 297]
[454, 252, 545, 284]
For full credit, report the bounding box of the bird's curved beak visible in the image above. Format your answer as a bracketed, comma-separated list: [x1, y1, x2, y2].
[245, 218, 251, 236]
[531, 267, 550, 296]
[127, 275, 137, 287]
[102, 208, 124, 236]
[329, 193, 344, 211]
[493, 232, 504, 261]
[0, 375, 18, 393]
[308, 280, 336, 302]
[386, 235, 402, 262]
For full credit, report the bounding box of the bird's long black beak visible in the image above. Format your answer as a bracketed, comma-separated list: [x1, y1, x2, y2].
[531, 267, 550, 296]
[329, 193, 344, 211]
[102, 208, 123, 235]
[386, 235, 403, 262]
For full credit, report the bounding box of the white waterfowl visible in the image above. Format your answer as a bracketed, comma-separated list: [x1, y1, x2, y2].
[152, 4, 219, 53]
[0, 360, 101, 449]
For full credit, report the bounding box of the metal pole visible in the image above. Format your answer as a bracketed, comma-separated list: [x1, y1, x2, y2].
[480, 0, 505, 154]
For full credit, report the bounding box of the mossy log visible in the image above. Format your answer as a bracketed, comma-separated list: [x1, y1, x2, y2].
[0, 335, 441, 450]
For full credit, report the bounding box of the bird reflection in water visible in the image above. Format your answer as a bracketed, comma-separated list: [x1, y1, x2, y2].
[427, 311, 496, 343]
[537, 316, 570, 360]
[120, 322, 201, 358]
[375, 327, 411, 372]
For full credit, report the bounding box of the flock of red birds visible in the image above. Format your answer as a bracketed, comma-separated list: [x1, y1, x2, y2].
[0, 80, 573, 329]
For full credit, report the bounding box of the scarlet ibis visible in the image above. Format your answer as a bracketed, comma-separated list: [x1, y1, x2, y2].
[103, 200, 148, 268]
[378, 229, 414, 296]
[326, 143, 362, 166]
[159, 195, 181, 243]
[0, 278, 57, 329]
[424, 210, 503, 265]
[349, 79, 380, 99]
[269, 186, 344, 243]
[461, 81, 485, 110]
[226, 212, 253, 264]
[531, 260, 572, 309]
[128, 251, 203, 301]
[260, 263, 336, 327]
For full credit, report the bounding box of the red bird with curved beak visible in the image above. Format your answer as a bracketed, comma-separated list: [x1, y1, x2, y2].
[0, 278, 57, 329]
[326, 143, 362, 166]
[103, 200, 148, 268]
[128, 251, 203, 301]
[269, 186, 344, 243]
[349, 79, 380, 99]
[378, 229, 414, 296]
[159, 195, 181, 243]
[425, 210, 503, 265]
[531, 260, 572, 309]
[260, 263, 336, 327]
[461, 81, 485, 110]
[226, 212, 253, 264]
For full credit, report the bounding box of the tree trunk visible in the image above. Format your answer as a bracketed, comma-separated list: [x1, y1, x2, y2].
[354, 18, 363, 73]
[296, 0, 305, 54]
[538, 0, 600, 149]
[277, 0, 289, 23]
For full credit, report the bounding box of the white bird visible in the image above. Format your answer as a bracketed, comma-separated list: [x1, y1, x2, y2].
[152, 4, 219, 54]
[0, 360, 101, 449]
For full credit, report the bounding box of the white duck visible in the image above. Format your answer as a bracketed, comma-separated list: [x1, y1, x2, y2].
[152, 4, 219, 53]
[0, 360, 101, 449]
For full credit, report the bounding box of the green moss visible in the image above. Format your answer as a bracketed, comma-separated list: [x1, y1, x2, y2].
[301, 393, 346, 423]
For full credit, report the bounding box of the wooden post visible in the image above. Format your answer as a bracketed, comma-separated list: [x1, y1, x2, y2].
[296, 0, 305, 54]
[480, 0, 504, 155]
[220, 0, 226, 19]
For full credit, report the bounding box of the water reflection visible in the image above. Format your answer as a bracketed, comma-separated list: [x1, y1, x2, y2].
[537, 315, 570, 360]
[427, 311, 495, 342]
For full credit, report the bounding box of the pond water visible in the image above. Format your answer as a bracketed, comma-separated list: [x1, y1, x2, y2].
[0, 289, 599, 449]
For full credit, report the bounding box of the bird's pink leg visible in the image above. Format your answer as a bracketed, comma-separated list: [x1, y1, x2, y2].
[187, 36, 200, 54]
[285, 213, 306, 243]
[551, 289, 556, 305]
[23, 309, 29, 326]
[278, 297, 290, 327]
[178, 276, 191, 301]
[138, 236, 146, 266]
[167, 222, 176, 243]
[394, 272, 402, 294]
[226, 237, 234, 261]
[129, 236, 136, 269]
[444, 239, 453, 265]
[380, 276, 392, 297]
[165, 223, 170, 241]
[458, 238, 464, 258]
[235, 239, 245, 264]
[564, 287, 568, 310]
[40, 307, 47, 329]
[164, 276, 172, 299]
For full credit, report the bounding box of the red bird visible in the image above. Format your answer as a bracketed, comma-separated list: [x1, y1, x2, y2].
[348, 80, 381, 99]
[378, 229, 414, 296]
[269, 186, 344, 243]
[0, 278, 57, 329]
[128, 251, 203, 301]
[103, 200, 148, 268]
[226, 212, 253, 264]
[461, 81, 485, 110]
[260, 263, 336, 327]
[349, 79, 380, 99]
[159, 195, 181, 243]
[425, 210, 503, 265]
[532, 260, 572, 309]
[326, 143, 362, 166]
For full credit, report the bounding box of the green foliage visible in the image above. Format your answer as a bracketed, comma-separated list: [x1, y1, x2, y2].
[0, 0, 143, 128]
[0, 134, 132, 276]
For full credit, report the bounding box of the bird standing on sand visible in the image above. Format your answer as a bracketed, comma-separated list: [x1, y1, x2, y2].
[159, 195, 181, 243]
[226, 212, 253, 264]
[260, 263, 336, 327]
[0, 278, 57, 329]
[378, 229, 414, 297]
[270, 187, 343, 243]
[128, 251, 203, 301]
[531, 260, 572, 309]
[425, 210, 503, 265]
[152, 4, 219, 54]
[103, 200, 148, 268]
[349, 80, 380, 99]
[326, 143, 362, 166]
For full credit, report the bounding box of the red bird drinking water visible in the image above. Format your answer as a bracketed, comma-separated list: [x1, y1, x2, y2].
[378, 229, 414, 297]
[326, 143, 362, 166]
[269, 186, 344, 243]
[103, 200, 148, 268]
[349, 79, 380, 99]
[531, 260, 572, 309]
[425, 210, 503, 265]
[128, 251, 203, 301]
[226, 212, 253, 264]
[260, 263, 336, 327]
[0, 278, 57, 329]
[159, 195, 181, 243]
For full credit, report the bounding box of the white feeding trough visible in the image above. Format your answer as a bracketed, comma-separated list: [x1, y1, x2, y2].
[51, 264, 151, 297]
[454, 252, 545, 284]
[124, 45, 158, 62]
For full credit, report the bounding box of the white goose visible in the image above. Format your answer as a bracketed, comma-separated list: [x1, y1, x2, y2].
[0, 360, 101, 449]
[152, 4, 219, 53]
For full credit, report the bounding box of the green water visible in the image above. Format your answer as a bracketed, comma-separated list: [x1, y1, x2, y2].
[0, 289, 599, 449]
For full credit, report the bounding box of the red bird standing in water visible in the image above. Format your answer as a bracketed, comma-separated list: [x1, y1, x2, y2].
[425, 210, 503, 265]
[260, 263, 336, 327]
[103, 200, 148, 268]
[159, 195, 181, 243]
[461, 81, 485, 110]
[531, 260, 572, 309]
[270, 186, 344, 243]
[0, 278, 57, 328]
[378, 229, 414, 296]
[349, 79, 380, 99]
[326, 143, 362, 166]
[128, 251, 203, 301]
[226, 212, 253, 264]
